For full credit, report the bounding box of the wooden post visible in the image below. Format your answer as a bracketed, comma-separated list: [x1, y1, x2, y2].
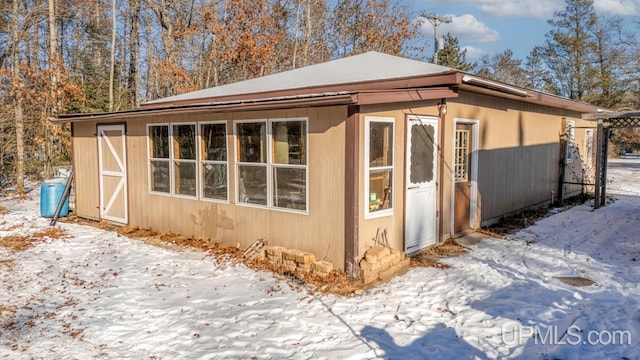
[601, 127, 609, 206]
[594, 120, 603, 209]
[345, 105, 360, 278]
[558, 118, 567, 205]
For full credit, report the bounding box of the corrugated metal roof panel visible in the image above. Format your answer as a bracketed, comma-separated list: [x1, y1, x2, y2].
[143, 51, 451, 105]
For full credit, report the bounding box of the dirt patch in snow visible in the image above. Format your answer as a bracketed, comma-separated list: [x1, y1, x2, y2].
[0, 228, 68, 251]
[482, 194, 592, 236]
[410, 238, 468, 269]
[0, 205, 7, 215]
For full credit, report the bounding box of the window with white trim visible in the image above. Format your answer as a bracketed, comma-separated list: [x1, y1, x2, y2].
[235, 118, 308, 212]
[565, 120, 575, 163]
[271, 120, 307, 211]
[200, 122, 228, 201]
[236, 121, 268, 206]
[148, 124, 170, 193]
[365, 117, 394, 217]
[172, 124, 197, 197]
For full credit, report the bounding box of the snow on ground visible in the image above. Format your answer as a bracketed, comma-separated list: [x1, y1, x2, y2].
[1, 160, 639, 360]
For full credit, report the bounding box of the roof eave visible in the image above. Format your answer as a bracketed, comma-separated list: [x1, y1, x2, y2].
[53, 92, 358, 123]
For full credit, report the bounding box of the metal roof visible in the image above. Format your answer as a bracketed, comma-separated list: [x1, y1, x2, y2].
[143, 51, 452, 106]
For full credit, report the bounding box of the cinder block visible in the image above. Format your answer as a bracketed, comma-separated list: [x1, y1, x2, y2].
[283, 264, 297, 272]
[390, 253, 401, 266]
[397, 257, 411, 271]
[283, 249, 303, 261]
[359, 260, 382, 272]
[378, 258, 411, 282]
[267, 254, 282, 264]
[298, 263, 311, 272]
[283, 259, 297, 267]
[379, 256, 391, 270]
[311, 260, 334, 273]
[365, 246, 391, 263]
[266, 246, 286, 257]
[378, 267, 396, 282]
[360, 269, 379, 285]
[294, 252, 316, 264]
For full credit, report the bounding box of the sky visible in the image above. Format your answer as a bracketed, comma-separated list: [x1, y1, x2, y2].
[415, 0, 640, 61]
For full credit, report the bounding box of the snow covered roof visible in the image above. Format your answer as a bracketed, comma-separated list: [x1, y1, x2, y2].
[143, 51, 453, 106]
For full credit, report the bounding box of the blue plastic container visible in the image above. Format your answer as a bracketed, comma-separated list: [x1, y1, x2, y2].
[40, 183, 69, 218]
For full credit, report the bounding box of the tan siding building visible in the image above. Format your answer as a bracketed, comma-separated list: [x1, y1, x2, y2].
[57, 52, 601, 276]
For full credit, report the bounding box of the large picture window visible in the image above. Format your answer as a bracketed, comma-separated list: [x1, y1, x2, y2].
[365, 117, 394, 218]
[200, 122, 228, 201]
[148, 121, 228, 200]
[235, 118, 308, 212]
[148, 124, 170, 193]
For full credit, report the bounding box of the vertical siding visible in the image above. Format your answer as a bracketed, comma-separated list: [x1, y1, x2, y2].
[450, 92, 589, 224]
[357, 101, 441, 256]
[122, 106, 347, 268]
[72, 121, 100, 220]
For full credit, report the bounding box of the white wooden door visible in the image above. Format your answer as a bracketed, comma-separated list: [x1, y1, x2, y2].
[97, 124, 128, 224]
[405, 116, 438, 253]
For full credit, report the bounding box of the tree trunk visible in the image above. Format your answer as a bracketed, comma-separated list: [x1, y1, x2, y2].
[12, 0, 25, 196]
[109, 0, 116, 111]
[130, 0, 140, 107]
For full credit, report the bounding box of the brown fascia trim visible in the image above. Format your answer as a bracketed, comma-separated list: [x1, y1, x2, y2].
[52, 93, 358, 123]
[139, 72, 462, 108]
[355, 88, 458, 105]
[458, 74, 602, 113]
[53, 87, 461, 123]
[583, 111, 640, 120]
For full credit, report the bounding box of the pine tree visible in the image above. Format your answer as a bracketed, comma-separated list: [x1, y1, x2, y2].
[433, 33, 475, 71]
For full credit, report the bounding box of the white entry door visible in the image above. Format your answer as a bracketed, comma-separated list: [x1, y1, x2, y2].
[405, 115, 438, 253]
[97, 124, 128, 224]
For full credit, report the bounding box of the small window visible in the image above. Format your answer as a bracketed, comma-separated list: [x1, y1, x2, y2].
[200, 122, 228, 201]
[365, 117, 394, 217]
[148, 124, 170, 193]
[172, 124, 197, 197]
[454, 129, 470, 182]
[565, 120, 575, 163]
[236, 121, 268, 205]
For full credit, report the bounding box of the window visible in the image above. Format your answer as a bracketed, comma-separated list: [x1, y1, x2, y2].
[200, 122, 228, 201]
[272, 120, 307, 211]
[365, 117, 394, 217]
[236, 121, 268, 206]
[454, 129, 470, 182]
[235, 118, 308, 212]
[172, 124, 197, 197]
[148, 124, 170, 193]
[565, 120, 575, 163]
[148, 122, 225, 199]
[584, 128, 594, 166]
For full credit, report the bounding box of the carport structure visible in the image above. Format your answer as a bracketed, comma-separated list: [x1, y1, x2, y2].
[583, 111, 640, 208]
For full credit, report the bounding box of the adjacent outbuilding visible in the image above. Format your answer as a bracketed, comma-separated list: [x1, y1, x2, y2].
[55, 52, 600, 276]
